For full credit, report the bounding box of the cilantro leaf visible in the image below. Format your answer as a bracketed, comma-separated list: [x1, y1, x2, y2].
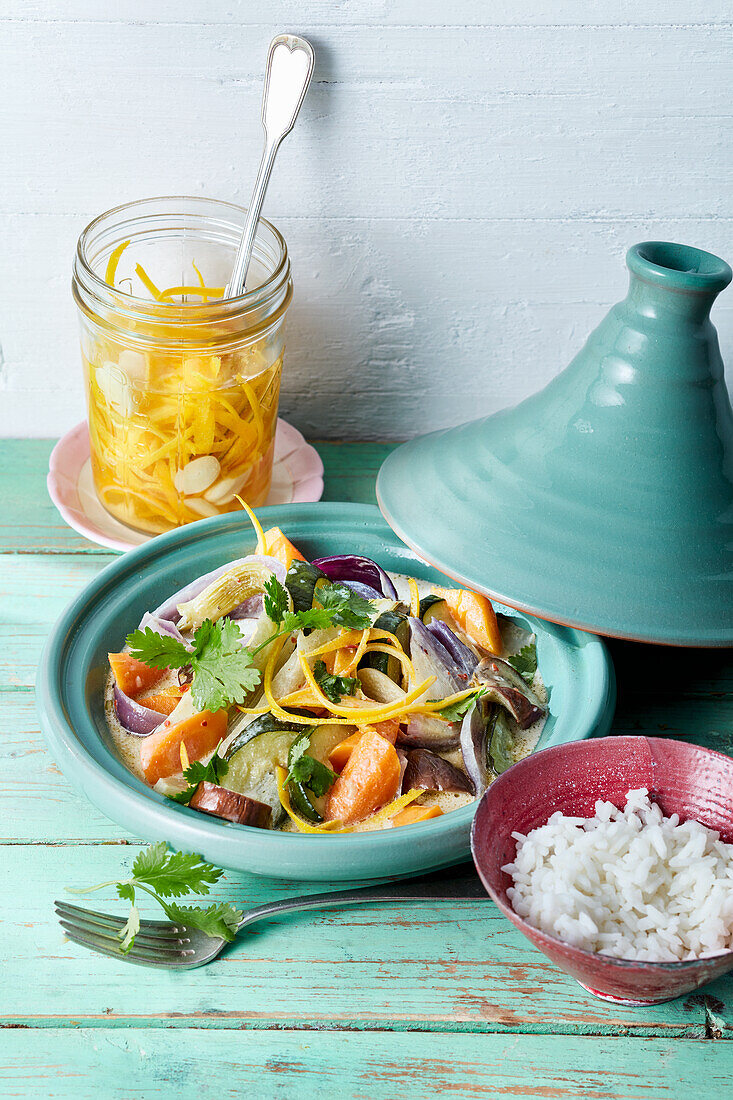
[286, 731, 337, 797]
[170, 753, 229, 806]
[190, 618, 260, 711]
[131, 842, 223, 898]
[159, 899, 242, 942]
[263, 574, 289, 625]
[74, 843, 241, 953]
[317, 582, 374, 629]
[507, 641, 538, 684]
[280, 607, 336, 633]
[313, 659, 360, 704]
[126, 627, 191, 670]
[431, 687, 488, 723]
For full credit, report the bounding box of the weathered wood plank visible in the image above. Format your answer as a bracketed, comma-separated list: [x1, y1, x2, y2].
[0, 845, 718, 1034]
[0, 1029, 730, 1100]
[13, 2, 733, 27]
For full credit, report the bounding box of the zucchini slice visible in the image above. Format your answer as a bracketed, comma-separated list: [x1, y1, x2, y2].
[358, 609, 409, 684]
[285, 560, 327, 614]
[419, 596, 451, 627]
[224, 709, 315, 826]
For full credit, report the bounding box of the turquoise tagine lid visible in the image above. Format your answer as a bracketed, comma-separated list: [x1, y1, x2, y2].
[377, 242, 733, 646]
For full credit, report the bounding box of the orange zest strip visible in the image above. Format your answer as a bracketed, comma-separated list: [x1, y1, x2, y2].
[105, 240, 130, 286]
[135, 263, 163, 300]
[408, 577, 420, 617]
[158, 285, 225, 301]
[236, 496, 266, 555]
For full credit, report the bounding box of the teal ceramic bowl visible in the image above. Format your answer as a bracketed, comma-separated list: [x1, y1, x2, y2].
[37, 503, 615, 881]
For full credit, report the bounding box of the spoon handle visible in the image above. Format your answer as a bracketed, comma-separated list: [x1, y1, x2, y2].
[226, 34, 315, 298]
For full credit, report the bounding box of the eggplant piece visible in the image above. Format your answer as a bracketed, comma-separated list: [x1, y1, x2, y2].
[113, 685, 164, 736]
[408, 617, 468, 697]
[460, 702, 492, 796]
[398, 712, 460, 751]
[312, 554, 398, 599]
[189, 782, 272, 827]
[427, 620, 479, 678]
[403, 749, 474, 795]
[474, 656, 545, 730]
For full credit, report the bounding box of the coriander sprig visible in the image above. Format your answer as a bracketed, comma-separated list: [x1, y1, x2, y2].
[430, 686, 489, 722]
[127, 618, 260, 712]
[170, 752, 229, 806]
[72, 842, 242, 953]
[285, 730, 338, 796]
[312, 659, 360, 704]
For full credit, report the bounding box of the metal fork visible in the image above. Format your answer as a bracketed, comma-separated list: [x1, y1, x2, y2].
[56, 864, 485, 969]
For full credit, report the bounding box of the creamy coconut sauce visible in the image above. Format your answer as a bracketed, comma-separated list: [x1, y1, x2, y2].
[105, 569, 547, 827]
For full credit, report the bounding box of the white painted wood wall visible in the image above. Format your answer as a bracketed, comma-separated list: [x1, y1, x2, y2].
[1, 2, 731, 439]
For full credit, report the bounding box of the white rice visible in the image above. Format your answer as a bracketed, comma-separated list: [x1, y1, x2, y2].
[503, 789, 733, 962]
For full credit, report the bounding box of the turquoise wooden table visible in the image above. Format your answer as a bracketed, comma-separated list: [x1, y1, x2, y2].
[2, 438, 732, 1098]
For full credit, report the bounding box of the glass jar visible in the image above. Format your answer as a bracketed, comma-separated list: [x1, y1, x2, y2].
[72, 196, 292, 535]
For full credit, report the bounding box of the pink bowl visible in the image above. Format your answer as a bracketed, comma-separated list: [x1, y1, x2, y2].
[470, 736, 733, 1005]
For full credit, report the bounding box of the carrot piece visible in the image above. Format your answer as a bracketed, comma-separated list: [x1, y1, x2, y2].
[108, 652, 166, 697]
[328, 732, 361, 772]
[324, 646, 357, 676]
[139, 709, 228, 785]
[443, 589, 502, 655]
[391, 804, 443, 827]
[324, 729, 401, 823]
[140, 686, 183, 715]
[365, 719, 400, 743]
[263, 526, 306, 569]
[328, 720, 400, 772]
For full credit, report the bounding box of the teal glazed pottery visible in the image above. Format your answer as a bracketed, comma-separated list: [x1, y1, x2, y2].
[37, 503, 614, 881]
[377, 242, 733, 646]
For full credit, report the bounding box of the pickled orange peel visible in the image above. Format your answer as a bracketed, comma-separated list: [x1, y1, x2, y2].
[84, 248, 282, 534]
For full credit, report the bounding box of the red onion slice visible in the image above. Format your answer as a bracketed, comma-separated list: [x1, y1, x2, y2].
[113, 685, 164, 736]
[138, 612, 189, 645]
[312, 554, 398, 599]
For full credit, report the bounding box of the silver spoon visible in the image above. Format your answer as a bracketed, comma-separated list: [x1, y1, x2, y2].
[225, 34, 315, 298]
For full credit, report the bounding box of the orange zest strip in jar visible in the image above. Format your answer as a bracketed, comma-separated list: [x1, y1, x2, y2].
[158, 285, 225, 301]
[134, 263, 163, 300]
[105, 240, 130, 285]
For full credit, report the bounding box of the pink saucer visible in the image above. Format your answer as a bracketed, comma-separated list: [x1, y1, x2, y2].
[48, 419, 324, 552]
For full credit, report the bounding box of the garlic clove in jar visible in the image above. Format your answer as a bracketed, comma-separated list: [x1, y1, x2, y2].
[118, 349, 148, 382]
[204, 470, 250, 505]
[184, 496, 220, 518]
[95, 361, 134, 417]
[174, 455, 221, 496]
